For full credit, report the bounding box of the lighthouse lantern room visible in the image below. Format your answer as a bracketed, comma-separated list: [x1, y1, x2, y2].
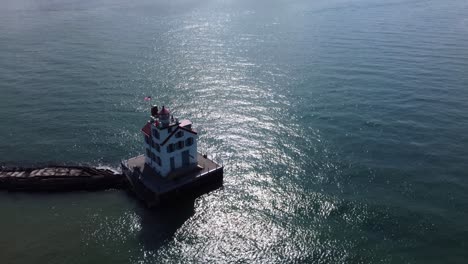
[140, 105, 198, 178]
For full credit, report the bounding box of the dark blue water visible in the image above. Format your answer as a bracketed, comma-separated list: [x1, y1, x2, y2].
[1, 0, 468, 263]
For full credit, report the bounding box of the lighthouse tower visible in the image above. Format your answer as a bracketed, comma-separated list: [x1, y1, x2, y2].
[140, 105, 198, 178]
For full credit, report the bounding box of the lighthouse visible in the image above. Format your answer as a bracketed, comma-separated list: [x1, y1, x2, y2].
[121, 104, 223, 207]
[141, 105, 198, 178]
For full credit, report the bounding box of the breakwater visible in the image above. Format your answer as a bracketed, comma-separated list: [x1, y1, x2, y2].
[0, 165, 127, 191]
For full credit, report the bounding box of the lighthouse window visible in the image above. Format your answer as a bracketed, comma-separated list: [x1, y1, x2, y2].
[151, 154, 160, 165]
[152, 129, 160, 139]
[153, 142, 160, 152]
[177, 140, 184, 150]
[170, 157, 175, 170]
[175, 131, 183, 138]
[145, 136, 150, 144]
[186, 137, 193, 146]
[146, 148, 151, 157]
[167, 144, 174, 153]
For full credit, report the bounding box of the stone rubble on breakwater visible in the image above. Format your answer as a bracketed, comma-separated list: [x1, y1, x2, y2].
[0, 165, 127, 192]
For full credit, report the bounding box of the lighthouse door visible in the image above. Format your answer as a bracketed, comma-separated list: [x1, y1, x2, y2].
[170, 157, 175, 170]
[182, 150, 190, 167]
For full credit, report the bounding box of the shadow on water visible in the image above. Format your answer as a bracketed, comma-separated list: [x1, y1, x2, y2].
[125, 176, 223, 252]
[134, 197, 196, 252]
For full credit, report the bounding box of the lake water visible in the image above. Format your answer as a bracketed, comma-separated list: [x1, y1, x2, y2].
[1, 0, 468, 263]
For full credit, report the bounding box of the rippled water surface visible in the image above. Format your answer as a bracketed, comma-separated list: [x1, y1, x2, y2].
[1, 0, 468, 263]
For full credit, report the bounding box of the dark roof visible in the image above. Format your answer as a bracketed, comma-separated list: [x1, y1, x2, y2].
[159, 107, 170, 115]
[161, 124, 197, 146]
[141, 122, 151, 137]
[141, 120, 197, 144]
[179, 119, 192, 128]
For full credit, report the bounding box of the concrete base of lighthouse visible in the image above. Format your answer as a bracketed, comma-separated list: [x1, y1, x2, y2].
[121, 153, 223, 207]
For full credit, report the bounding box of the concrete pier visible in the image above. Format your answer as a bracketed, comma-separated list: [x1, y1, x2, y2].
[121, 153, 223, 207]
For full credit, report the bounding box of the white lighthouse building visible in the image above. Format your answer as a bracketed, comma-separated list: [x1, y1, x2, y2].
[140, 106, 198, 178]
[121, 104, 222, 206]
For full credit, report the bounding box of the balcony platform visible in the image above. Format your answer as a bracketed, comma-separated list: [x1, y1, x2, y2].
[121, 153, 223, 207]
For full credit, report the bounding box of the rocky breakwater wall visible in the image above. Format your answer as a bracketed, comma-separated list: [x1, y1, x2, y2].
[0, 165, 128, 192]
